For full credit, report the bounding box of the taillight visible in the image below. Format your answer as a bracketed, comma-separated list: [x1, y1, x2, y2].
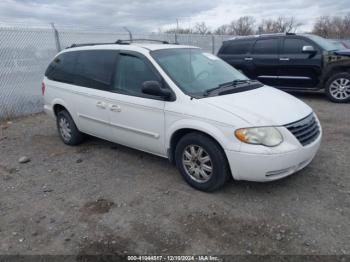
[41, 82, 46, 95]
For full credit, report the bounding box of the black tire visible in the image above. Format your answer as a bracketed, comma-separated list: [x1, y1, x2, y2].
[325, 72, 350, 103]
[175, 132, 231, 192]
[56, 110, 84, 145]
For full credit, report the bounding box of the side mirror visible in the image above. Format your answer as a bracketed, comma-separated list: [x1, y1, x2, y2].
[302, 45, 316, 54]
[142, 81, 172, 99]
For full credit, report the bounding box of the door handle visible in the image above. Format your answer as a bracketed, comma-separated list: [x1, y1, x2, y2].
[280, 57, 290, 61]
[109, 104, 121, 112]
[244, 57, 253, 61]
[96, 101, 106, 109]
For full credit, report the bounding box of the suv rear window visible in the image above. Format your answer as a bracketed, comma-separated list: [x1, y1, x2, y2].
[45, 52, 77, 84]
[74, 50, 117, 90]
[220, 40, 254, 55]
[253, 38, 279, 54]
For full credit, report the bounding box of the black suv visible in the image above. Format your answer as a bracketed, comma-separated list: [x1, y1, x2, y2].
[218, 33, 350, 103]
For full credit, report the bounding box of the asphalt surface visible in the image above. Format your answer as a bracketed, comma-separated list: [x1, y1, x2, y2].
[0, 92, 349, 258]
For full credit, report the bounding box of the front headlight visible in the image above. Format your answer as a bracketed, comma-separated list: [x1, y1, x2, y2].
[235, 127, 283, 147]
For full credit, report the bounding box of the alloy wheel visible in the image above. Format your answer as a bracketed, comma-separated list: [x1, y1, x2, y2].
[59, 117, 72, 142]
[329, 78, 350, 100]
[182, 145, 213, 183]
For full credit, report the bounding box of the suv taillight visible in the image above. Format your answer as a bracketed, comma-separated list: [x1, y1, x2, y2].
[41, 82, 46, 95]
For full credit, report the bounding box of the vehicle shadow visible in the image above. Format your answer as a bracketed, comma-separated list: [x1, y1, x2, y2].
[283, 90, 329, 102]
[283, 90, 329, 101]
[83, 135, 314, 196]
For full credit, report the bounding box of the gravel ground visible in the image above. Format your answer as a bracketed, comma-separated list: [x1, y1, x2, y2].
[0, 92, 349, 258]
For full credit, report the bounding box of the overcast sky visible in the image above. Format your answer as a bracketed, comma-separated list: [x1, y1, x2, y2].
[0, 0, 349, 32]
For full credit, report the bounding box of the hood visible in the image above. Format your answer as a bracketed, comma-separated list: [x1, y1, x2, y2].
[202, 86, 312, 126]
[334, 49, 350, 56]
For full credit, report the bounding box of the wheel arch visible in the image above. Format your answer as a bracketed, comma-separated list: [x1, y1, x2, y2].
[166, 120, 237, 164]
[52, 98, 70, 116]
[322, 65, 350, 86]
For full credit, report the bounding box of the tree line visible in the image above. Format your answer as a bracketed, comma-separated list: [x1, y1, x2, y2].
[163, 14, 350, 39]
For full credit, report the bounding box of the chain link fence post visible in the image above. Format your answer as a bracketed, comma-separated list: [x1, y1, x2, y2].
[211, 35, 215, 54]
[50, 23, 61, 52]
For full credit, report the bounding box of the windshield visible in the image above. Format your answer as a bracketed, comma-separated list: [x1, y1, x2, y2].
[151, 48, 249, 95]
[331, 41, 346, 50]
[305, 34, 341, 51]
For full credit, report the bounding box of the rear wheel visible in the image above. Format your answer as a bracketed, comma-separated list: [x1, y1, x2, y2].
[175, 132, 230, 192]
[325, 72, 350, 103]
[56, 110, 84, 145]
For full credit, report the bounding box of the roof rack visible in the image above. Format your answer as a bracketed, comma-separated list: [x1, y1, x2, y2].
[67, 42, 116, 48]
[66, 39, 170, 49]
[259, 32, 296, 37]
[115, 39, 170, 44]
[225, 32, 296, 41]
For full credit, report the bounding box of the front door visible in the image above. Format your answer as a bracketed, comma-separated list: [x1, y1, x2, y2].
[108, 51, 166, 156]
[278, 37, 322, 88]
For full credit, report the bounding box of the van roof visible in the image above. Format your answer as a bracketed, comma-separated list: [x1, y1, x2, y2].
[63, 42, 198, 52]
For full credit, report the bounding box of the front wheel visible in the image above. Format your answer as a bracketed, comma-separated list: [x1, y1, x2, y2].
[175, 132, 231, 192]
[325, 72, 350, 103]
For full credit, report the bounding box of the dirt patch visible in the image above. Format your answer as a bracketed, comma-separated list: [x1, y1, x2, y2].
[176, 211, 302, 254]
[77, 235, 133, 259]
[80, 199, 115, 216]
[0, 164, 18, 181]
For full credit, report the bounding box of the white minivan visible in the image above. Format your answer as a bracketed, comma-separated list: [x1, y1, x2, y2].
[43, 41, 322, 191]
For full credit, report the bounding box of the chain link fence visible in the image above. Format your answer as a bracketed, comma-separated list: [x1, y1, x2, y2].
[0, 24, 231, 119]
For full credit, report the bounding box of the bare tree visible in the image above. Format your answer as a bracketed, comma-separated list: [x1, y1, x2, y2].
[313, 14, 350, 38]
[312, 16, 332, 37]
[193, 22, 210, 35]
[214, 24, 230, 35]
[259, 16, 302, 33]
[229, 16, 255, 35]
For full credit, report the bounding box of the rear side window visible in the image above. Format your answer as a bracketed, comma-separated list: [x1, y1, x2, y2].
[45, 52, 77, 83]
[220, 40, 254, 55]
[282, 38, 313, 54]
[74, 50, 117, 90]
[253, 38, 279, 54]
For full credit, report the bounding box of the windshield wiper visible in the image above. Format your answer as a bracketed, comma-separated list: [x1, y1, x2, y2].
[203, 79, 253, 97]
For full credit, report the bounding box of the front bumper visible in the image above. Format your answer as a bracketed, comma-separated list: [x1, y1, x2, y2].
[225, 134, 321, 182]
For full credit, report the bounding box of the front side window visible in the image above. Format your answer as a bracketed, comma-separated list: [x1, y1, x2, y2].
[114, 54, 159, 96]
[74, 50, 117, 90]
[45, 51, 77, 83]
[253, 38, 279, 54]
[304, 34, 340, 51]
[151, 48, 249, 96]
[282, 38, 313, 54]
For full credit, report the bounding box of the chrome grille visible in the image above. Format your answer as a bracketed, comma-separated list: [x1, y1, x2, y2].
[285, 114, 320, 146]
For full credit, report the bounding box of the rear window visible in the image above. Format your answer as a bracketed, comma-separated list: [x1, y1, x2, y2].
[219, 40, 254, 55]
[74, 50, 117, 90]
[253, 38, 279, 54]
[45, 50, 118, 91]
[45, 52, 77, 84]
